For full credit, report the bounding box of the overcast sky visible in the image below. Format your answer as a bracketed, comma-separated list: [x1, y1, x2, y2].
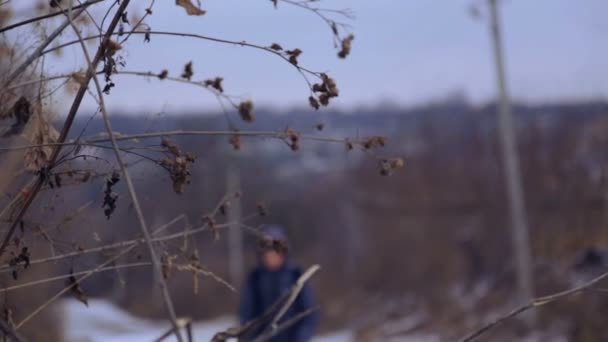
[14, 0, 608, 113]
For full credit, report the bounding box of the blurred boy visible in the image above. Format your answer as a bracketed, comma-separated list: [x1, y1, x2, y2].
[238, 225, 318, 341]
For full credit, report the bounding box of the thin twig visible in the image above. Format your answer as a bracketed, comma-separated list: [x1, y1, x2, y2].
[0, 211, 232, 272]
[0, 0, 105, 34]
[270, 264, 320, 329]
[153, 318, 192, 342]
[0, 318, 25, 342]
[0, 130, 353, 153]
[15, 244, 135, 329]
[40, 30, 323, 88]
[0, 262, 150, 293]
[253, 307, 319, 342]
[66, 12, 183, 340]
[459, 270, 608, 342]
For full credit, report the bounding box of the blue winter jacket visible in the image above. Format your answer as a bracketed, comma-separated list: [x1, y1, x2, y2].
[238, 263, 318, 341]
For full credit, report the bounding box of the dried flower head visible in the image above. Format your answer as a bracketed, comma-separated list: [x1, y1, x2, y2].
[181, 61, 194, 80]
[363, 136, 387, 149]
[338, 34, 355, 59]
[160, 138, 196, 193]
[270, 43, 283, 51]
[311, 74, 339, 106]
[238, 100, 255, 123]
[104, 39, 122, 56]
[229, 131, 241, 150]
[345, 139, 354, 151]
[286, 48, 302, 65]
[308, 96, 320, 110]
[319, 94, 329, 106]
[379, 157, 405, 176]
[158, 69, 169, 80]
[286, 128, 300, 151]
[204, 77, 224, 93]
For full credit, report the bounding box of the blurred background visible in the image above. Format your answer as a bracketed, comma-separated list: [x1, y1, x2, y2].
[2, 0, 608, 341]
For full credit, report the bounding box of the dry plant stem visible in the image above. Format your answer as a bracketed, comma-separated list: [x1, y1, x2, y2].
[0, 262, 150, 293]
[0, 7, 87, 88]
[270, 264, 320, 329]
[459, 270, 608, 342]
[67, 15, 183, 342]
[0, 130, 352, 152]
[0, 215, 232, 272]
[0, 179, 36, 221]
[0, 0, 131, 260]
[253, 307, 318, 342]
[153, 318, 192, 342]
[41, 30, 320, 85]
[0, 0, 105, 34]
[0, 318, 25, 342]
[14, 244, 135, 330]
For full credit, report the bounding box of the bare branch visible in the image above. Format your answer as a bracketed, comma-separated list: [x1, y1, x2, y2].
[270, 264, 320, 329]
[15, 243, 136, 329]
[459, 270, 608, 342]
[0, 262, 151, 293]
[0, 0, 105, 34]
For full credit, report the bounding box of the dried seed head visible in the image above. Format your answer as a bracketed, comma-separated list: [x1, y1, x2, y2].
[287, 129, 300, 151]
[238, 100, 255, 122]
[319, 94, 330, 106]
[229, 131, 241, 150]
[270, 43, 283, 51]
[160, 138, 195, 194]
[185, 152, 196, 163]
[104, 40, 122, 56]
[181, 61, 194, 80]
[379, 157, 405, 176]
[308, 96, 320, 110]
[338, 34, 355, 59]
[321, 74, 339, 97]
[158, 69, 168, 80]
[345, 139, 354, 151]
[363, 136, 387, 149]
[204, 77, 224, 93]
[389, 158, 405, 169]
[286, 48, 302, 65]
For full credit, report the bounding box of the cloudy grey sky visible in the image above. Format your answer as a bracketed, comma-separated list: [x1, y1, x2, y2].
[21, 0, 608, 113]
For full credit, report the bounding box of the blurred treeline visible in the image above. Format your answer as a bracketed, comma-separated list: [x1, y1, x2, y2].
[4, 100, 608, 340]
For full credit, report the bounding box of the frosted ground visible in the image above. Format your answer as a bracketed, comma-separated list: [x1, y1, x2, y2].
[61, 299, 354, 342]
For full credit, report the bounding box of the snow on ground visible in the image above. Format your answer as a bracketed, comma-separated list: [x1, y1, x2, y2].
[61, 299, 354, 342]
